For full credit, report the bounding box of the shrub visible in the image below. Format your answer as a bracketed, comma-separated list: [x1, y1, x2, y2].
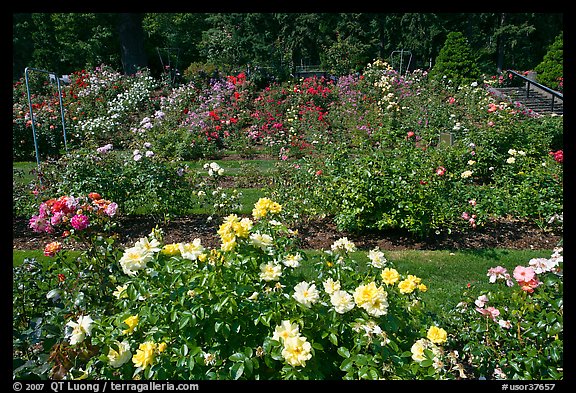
[441, 247, 563, 379]
[534, 32, 563, 92]
[429, 32, 481, 88]
[14, 198, 459, 380]
[35, 147, 199, 219]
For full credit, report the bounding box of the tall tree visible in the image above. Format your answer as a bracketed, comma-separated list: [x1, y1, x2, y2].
[398, 13, 446, 70]
[117, 13, 148, 75]
[319, 13, 379, 75]
[13, 13, 35, 80]
[29, 13, 57, 72]
[52, 13, 119, 73]
[142, 13, 209, 76]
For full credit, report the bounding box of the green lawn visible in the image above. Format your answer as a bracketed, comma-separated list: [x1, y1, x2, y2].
[14, 247, 552, 318]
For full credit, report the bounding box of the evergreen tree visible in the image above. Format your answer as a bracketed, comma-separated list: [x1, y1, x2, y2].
[429, 31, 481, 87]
[534, 31, 563, 91]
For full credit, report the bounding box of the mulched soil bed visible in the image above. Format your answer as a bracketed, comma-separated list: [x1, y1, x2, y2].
[13, 214, 562, 252]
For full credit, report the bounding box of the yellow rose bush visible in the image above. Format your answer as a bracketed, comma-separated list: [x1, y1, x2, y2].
[15, 197, 461, 380]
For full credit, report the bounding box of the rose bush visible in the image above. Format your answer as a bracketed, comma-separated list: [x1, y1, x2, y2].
[440, 247, 563, 379]
[15, 198, 465, 380]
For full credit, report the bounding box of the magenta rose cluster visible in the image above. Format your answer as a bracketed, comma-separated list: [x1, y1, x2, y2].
[29, 192, 118, 237]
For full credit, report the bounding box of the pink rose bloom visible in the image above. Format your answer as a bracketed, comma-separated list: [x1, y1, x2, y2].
[518, 278, 541, 294]
[29, 214, 53, 234]
[50, 211, 65, 226]
[436, 166, 446, 176]
[461, 212, 470, 220]
[105, 202, 118, 217]
[487, 266, 508, 283]
[529, 257, 557, 274]
[513, 266, 536, 283]
[476, 306, 500, 320]
[70, 214, 90, 231]
[474, 294, 489, 308]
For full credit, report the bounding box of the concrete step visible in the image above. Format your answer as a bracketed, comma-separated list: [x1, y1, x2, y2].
[490, 86, 563, 115]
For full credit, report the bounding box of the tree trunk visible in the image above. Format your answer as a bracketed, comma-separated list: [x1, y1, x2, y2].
[496, 13, 506, 74]
[117, 13, 147, 75]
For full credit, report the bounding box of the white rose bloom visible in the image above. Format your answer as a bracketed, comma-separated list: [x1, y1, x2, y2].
[330, 290, 355, 314]
[282, 253, 302, 268]
[322, 278, 341, 295]
[119, 246, 153, 276]
[368, 248, 387, 268]
[292, 281, 320, 308]
[179, 239, 205, 261]
[250, 233, 273, 250]
[65, 315, 94, 345]
[259, 262, 282, 282]
[108, 340, 132, 368]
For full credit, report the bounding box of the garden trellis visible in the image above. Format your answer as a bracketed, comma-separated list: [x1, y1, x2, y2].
[157, 47, 180, 85]
[24, 66, 70, 173]
[390, 49, 412, 75]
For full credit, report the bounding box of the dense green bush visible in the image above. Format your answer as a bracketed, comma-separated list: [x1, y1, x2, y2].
[429, 32, 481, 87]
[534, 32, 563, 91]
[32, 148, 200, 219]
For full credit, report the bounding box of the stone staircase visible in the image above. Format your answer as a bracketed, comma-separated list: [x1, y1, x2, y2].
[488, 85, 563, 116]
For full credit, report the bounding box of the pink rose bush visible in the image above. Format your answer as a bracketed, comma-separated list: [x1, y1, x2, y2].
[29, 192, 117, 236]
[444, 247, 563, 379]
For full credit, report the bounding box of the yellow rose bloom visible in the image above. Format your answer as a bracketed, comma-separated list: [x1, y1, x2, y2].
[353, 281, 389, 317]
[132, 342, 157, 369]
[252, 197, 282, 219]
[406, 274, 422, 284]
[122, 315, 139, 335]
[113, 284, 128, 299]
[232, 219, 252, 238]
[281, 335, 312, 367]
[417, 283, 428, 292]
[221, 239, 237, 252]
[427, 326, 448, 344]
[268, 201, 282, 214]
[157, 342, 167, 353]
[252, 207, 267, 219]
[161, 243, 180, 256]
[398, 278, 417, 294]
[219, 231, 236, 244]
[381, 268, 400, 285]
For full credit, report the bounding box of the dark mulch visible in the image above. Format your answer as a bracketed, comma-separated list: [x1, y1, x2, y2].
[13, 214, 562, 252]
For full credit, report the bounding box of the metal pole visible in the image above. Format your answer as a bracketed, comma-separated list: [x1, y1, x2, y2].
[56, 75, 68, 152]
[24, 67, 41, 172]
[23, 66, 70, 178]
